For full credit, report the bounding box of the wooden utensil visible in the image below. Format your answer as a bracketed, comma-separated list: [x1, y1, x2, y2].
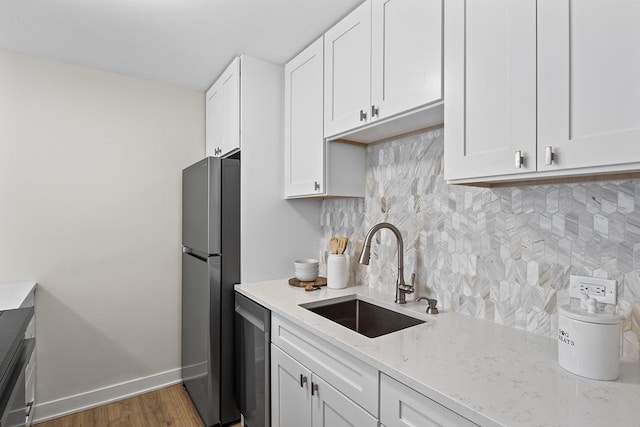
[337, 237, 349, 254]
[329, 237, 339, 254]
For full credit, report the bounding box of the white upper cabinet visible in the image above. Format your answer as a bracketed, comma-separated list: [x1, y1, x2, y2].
[206, 57, 240, 157]
[446, 0, 640, 184]
[371, 0, 443, 121]
[324, 1, 372, 137]
[444, 0, 537, 182]
[284, 38, 326, 197]
[284, 38, 366, 199]
[324, 0, 443, 139]
[537, 0, 640, 173]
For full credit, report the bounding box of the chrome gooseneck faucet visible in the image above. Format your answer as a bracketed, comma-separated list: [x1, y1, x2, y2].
[359, 222, 414, 304]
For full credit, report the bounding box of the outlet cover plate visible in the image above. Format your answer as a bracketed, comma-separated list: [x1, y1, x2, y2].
[569, 275, 617, 305]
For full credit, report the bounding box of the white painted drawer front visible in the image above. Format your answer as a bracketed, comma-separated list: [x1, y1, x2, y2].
[271, 314, 378, 416]
[380, 374, 478, 427]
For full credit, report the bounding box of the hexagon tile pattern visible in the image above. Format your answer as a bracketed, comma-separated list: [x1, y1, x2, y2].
[320, 127, 640, 359]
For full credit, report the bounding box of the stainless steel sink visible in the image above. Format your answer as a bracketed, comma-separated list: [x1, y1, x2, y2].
[300, 295, 425, 338]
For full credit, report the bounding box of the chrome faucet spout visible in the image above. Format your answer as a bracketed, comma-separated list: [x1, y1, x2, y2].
[359, 222, 413, 303]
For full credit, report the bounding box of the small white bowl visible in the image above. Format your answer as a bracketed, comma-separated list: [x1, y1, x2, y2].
[295, 265, 318, 273]
[295, 258, 319, 268]
[294, 259, 319, 282]
[295, 270, 319, 282]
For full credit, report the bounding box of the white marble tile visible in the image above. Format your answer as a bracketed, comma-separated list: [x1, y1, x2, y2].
[320, 129, 640, 359]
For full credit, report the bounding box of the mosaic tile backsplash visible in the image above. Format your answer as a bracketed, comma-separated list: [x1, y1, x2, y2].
[320, 127, 640, 359]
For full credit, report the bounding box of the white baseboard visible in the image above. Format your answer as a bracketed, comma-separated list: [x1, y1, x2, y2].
[32, 367, 183, 423]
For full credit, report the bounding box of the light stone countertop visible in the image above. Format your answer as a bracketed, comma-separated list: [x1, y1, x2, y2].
[0, 281, 37, 310]
[235, 279, 640, 427]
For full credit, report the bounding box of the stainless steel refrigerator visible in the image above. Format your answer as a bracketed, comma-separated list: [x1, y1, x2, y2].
[182, 157, 240, 427]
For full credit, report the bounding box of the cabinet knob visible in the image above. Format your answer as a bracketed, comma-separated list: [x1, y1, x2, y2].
[514, 151, 524, 169]
[311, 382, 319, 396]
[545, 146, 555, 165]
[314, 181, 320, 191]
[371, 105, 379, 118]
[299, 374, 308, 387]
[359, 109, 367, 122]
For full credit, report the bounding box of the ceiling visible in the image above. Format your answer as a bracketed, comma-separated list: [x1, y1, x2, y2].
[0, 0, 362, 90]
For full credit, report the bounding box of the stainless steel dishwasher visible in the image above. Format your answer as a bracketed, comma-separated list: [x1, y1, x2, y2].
[235, 292, 270, 427]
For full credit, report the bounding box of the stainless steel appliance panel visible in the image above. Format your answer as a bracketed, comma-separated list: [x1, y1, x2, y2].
[182, 157, 221, 256]
[235, 293, 270, 427]
[182, 156, 240, 427]
[181, 252, 219, 425]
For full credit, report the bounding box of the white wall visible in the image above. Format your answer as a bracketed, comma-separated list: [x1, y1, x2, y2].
[0, 51, 204, 419]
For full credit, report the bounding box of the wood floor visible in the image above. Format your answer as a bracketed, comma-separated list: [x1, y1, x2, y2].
[34, 384, 242, 427]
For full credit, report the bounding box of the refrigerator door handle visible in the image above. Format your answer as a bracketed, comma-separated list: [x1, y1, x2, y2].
[183, 248, 207, 262]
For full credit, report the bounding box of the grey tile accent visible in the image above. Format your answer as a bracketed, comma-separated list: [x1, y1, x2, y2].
[320, 128, 640, 358]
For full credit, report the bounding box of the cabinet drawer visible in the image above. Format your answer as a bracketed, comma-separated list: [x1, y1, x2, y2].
[380, 374, 478, 427]
[272, 314, 378, 416]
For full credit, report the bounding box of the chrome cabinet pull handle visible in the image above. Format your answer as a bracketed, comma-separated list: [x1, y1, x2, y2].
[371, 105, 379, 118]
[311, 382, 319, 395]
[545, 146, 555, 165]
[515, 151, 524, 169]
[299, 374, 307, 387]
[359, 109, 367, 122]
[314, 181, 320, 191]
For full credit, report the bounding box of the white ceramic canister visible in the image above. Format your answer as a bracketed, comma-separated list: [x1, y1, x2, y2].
[327, 254, 348, 289]
[558, 304, 621, 380]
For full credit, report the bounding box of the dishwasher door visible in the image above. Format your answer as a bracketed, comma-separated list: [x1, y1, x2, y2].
[235, 292, 270, 427]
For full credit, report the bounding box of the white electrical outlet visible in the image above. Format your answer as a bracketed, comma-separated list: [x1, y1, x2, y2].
[569, 275, 617, 305]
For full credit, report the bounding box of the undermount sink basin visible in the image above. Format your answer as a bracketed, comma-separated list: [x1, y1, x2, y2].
[300, 295, 425, 338]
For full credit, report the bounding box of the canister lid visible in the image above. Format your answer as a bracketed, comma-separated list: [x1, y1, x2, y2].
[559, 304, 620, 325]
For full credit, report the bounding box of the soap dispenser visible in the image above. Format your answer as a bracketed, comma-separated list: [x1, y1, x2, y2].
[558, 276, 621, 381]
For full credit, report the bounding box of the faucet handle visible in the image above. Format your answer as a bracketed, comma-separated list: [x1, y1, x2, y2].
[399, 273, 415, 294]
[399, 284, 414, 293]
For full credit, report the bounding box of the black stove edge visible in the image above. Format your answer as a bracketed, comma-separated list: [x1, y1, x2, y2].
[0, 308, 34, 396]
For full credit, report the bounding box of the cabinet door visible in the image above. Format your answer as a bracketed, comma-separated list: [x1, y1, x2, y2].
[218, 57, 240, 156]
[272, 344, 312, 427]
[205, 78, 223, 157]
[380, 374, 478, 427]
[324, 0, 372, 137]
[284, 37, 325, 198]
[371, 0, 442, 121]
[206, 57, 240, 157]
[538, 0, 640, 172]
[271, 314, 379, 415]
[444, 0, 536, 181]
[311, 375, 378, 427]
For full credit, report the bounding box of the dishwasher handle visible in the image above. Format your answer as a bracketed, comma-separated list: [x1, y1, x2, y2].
[235, 292, 270, 333]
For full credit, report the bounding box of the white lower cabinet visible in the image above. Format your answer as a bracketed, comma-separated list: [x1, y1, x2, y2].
[271, 313, 478, 427]
[271, 314, 378, 414]
[271, 344, 312, 427]
[271, 344, 377, 427]
[311, 375, 377, 427]
[380, 374, 478, 427]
